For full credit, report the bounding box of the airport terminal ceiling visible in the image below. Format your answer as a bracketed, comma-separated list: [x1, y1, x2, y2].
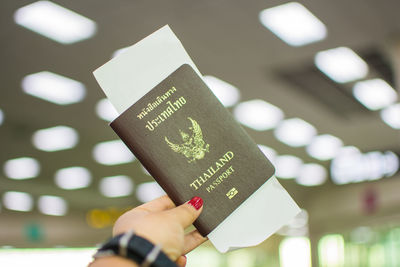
[0, 0, 400, 247]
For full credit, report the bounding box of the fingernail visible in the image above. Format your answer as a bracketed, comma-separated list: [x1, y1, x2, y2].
[188, 196, 203, 210]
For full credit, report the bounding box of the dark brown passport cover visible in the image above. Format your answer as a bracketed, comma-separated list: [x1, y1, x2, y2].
[110, 64, 275, 236]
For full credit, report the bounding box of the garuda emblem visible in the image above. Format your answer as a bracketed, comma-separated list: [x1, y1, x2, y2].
[165, 117, 210, 163]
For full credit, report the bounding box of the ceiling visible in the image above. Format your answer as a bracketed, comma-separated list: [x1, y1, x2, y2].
[1, 0, 400, 247]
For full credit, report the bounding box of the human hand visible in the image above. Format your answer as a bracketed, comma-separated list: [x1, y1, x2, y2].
[112, 195, 207, 266]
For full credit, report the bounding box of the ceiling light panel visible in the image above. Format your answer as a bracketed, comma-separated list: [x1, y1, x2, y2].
[93, 140, 135, 165]
[382, 151, 400, 177]
[22, 71, 86, 105]
[233, 99, 284, 131]
[274, 118, 317, 147]
[32, 125, 79, 152]
[14, 0, 97, 44]
[380, 103, 400, 129]
[338, 145, 361, 156]
[314, 47, 369, 83]
[0, 248, 96, 266]
[353, 79, 397, 110]
[99, 175, 134, 198]
[280, 237, 311, 266]
[275, 155, 303, 179]
[0, 108, 4, 126]
[38, 195, 68, 216]
[306, 134, 343, 161]
[136, 182, 166, 203]
[55, 166, 92, 190]
[3, 157, 40, 180]
[203, 75, 241, 107]
[331, 150, 399, 184]
[2, 191, 34, 212]
[296, 163, 327, 186]
[259, 2, 327, 46]
[96, 98, 119, 122]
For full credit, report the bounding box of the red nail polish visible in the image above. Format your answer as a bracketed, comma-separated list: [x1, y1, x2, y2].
[188, 196, 203, 210]
[183, 255, 187, 267]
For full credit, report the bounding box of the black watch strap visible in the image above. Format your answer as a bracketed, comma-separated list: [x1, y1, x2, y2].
[94, 230, 177, 267]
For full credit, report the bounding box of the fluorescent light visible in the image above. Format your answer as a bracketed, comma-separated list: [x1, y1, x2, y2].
[337, 146, 361, 156]
[359, 152, 384, 181]
[99, 175, 134, 198]
[2, 191, 33, 212]
[380, 103, 400, 129]
[136, 182, 166, 203]
[233, 99, 284, 131]
[259, 2, 327, 46]
[382, 151, 400, 177]
[93, 140, 135, 165]
[353, 79, 397, 110]
[55, 166, 92, 190]
[38, 195, 68, 216]
[318, 235, 345, 266]
[14, 1, 97, 44]
[0, 108, 4, 126]
[32, 125, 78, 152]
[275, 155, 303, 179]
[22, 71, 86, 105]
[203, 76, 241, 107]
[331, 150, 399, 184]
[306, 134, 343, 161]
[314, 47, 368, 83]
[331, 147, 363, 184]
[362, 151, 396, 181]
[274, 118, 317, 147]
[0, 248, 96, 267]
[258, 145, 277, 164]
[279, 237, 312, 267]
[296, 163, 327, 186]
[95, 98, 119, 122]
[350, 226, 374, 244]
[3, 157, 40, 180]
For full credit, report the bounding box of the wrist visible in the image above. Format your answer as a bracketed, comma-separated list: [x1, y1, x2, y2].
[90, 256, 139, 267]
[93, 230, 177, 267]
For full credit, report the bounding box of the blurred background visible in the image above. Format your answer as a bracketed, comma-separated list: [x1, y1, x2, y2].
[1, 0, 400, 266]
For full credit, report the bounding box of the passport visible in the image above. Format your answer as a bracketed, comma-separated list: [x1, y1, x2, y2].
[93, 25, 300, 252]
[110, 64, 275, 236]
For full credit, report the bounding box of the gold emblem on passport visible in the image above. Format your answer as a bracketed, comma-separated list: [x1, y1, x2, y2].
[226, 187, 238, 199]
[165, 117, 210, 163]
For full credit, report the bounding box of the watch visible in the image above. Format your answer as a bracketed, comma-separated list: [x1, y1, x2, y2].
[94, 230, 177, 267]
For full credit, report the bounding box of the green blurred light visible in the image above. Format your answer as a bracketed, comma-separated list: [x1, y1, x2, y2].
[24, 223, 44, 242]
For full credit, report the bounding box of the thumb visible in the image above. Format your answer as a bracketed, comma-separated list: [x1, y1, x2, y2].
[166, 196, 203, 228]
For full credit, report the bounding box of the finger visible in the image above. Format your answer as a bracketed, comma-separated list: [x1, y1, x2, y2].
[183, 230, 208, 254]
[175, 255, 187, 267]
[165, 196, 203, 228]
[136, 195, 175, 212]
